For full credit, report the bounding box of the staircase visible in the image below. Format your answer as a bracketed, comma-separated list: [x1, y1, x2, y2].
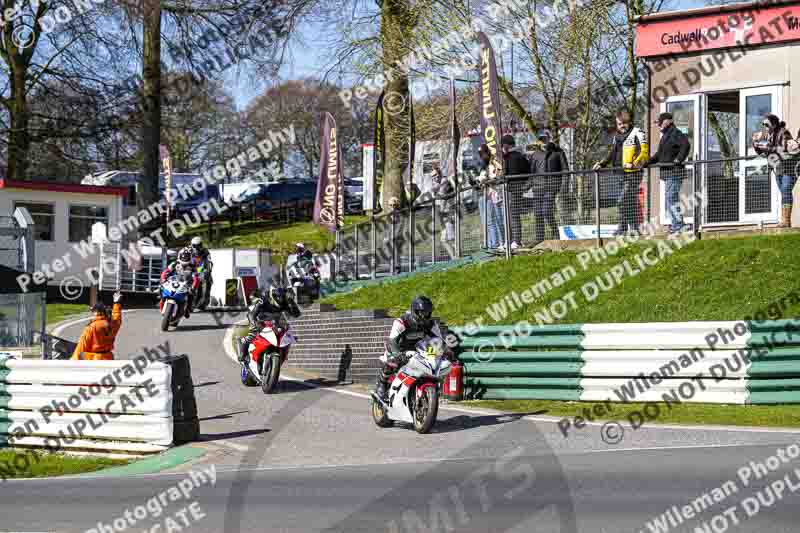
[286, 303, 394, 383]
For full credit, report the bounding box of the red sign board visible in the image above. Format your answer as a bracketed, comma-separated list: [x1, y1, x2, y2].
[636, 2, 800, 58]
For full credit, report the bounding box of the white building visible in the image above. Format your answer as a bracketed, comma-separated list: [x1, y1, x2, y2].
[0, 178, 126, 286]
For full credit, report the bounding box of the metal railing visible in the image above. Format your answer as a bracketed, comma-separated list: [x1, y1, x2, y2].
[334, 153, 796, 280]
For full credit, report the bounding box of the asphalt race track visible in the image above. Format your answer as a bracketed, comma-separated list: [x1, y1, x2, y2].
[2, 308, 800, 533]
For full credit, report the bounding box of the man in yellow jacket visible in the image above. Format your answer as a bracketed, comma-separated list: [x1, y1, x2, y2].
[594, 110, 649, 236]
[71, 291, 123, 361]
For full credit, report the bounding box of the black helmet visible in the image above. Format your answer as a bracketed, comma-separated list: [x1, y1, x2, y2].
[410, 295, 433, 326]
[90, 302, 110, 318]
[268, 286, 286, 308]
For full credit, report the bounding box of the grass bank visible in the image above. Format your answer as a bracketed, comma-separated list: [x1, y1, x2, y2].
[323, 233, 800, 324]
[46, 303, 87, 327]
[0, 450, 129, 480]
[468, 399, 800, 429]
[175, 215, 367, 265]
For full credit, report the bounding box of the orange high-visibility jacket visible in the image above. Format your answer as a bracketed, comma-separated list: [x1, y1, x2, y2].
[71, 303, 122, 361]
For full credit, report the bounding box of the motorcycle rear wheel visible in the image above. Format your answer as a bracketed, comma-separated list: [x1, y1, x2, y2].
[371, 398, 393, 428]
[240, 363, 258, 386]
[413, 386, 439, 434]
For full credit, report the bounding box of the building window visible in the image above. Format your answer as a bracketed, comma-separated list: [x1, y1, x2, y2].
[13, 202, 54, 241]
[69, 205, 108, 242]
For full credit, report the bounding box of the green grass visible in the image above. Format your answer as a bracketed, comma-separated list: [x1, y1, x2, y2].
[0, 450, 129, 480]
[46, 303, 87, 326]
[174, 215, 368, 265]
[467, 399, 800, 429]
[323, 233, 800, 324]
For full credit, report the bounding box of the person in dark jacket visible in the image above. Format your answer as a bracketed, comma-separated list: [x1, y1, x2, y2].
[501, 134, 530, 249]
[646, 112, 691, 233]
[526, 130, 569, 243]
[238, 286, 301, 362]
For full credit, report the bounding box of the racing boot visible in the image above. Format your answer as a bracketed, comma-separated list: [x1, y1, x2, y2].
[374, 360, 396, 401]
[238, 339, 248, 363]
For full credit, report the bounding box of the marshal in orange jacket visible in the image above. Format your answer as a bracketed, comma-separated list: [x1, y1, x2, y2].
[71, 303, 123, 361]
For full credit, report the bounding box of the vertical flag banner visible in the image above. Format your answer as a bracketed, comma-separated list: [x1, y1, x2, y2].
[449, 78, 461, 182]
[314, 112, 345, 232]
[373, 91, 385, 213]
[476, 32, 504, 180]
[159, 144, 172, 221]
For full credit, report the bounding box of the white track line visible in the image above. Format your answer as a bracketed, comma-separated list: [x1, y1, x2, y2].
[220, 321, 800, 434]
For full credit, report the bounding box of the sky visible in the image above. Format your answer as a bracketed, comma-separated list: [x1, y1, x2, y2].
[228, 0, 712, 109]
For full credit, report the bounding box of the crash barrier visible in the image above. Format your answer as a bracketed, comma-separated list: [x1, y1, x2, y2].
[0, 354, 200, 454]
[451, 320, 800, 404]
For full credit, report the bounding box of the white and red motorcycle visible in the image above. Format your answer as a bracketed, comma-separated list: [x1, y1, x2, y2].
[370, 336, 453, 434]
[238, 316, 296, 394]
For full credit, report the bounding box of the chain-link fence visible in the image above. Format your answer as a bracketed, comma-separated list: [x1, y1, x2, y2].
[336, 155, 793, 280]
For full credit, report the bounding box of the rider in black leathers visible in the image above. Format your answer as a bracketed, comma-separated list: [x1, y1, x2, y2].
[238, 286, 301, 362]
[374, 295, 444, 401]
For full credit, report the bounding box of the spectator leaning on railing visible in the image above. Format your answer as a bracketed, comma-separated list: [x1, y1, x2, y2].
[525, 129, 570, 243]
[752, 113, 800, 228]
[476, 144, 505, 250]
[645, 112, 691, 234]
[501, 134, 530, 250]
[593, 110, 649, 236]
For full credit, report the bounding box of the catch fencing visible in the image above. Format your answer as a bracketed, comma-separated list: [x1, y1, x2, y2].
[336, 154, 795, 281]
[451, 320, 800, 404]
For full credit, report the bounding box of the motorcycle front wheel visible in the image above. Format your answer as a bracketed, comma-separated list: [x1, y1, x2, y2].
[261, 354, 282, 394]
[413, 385, 439, 434]
[161, 302, 174, 332]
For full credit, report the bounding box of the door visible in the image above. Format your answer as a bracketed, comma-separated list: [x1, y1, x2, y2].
[739, 86, 782, 224]
[659, 95, 703, 226]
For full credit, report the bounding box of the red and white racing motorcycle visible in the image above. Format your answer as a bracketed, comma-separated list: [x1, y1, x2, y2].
[238, 316, 295, 394]
[370, 336, 454, 434]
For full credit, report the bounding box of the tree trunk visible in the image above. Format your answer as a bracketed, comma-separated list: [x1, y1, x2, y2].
[141, 0, 162, 215]
[8, 68, 30, 180]
[380, 0, 415, 211]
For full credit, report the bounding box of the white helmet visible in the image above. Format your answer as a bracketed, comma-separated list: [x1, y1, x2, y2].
[191, 236, 202, 247]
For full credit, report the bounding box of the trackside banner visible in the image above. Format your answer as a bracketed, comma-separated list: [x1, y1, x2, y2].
[373, 91, 386, 213]
[313, 112, 344, 232]
[476, 32, 504, 180]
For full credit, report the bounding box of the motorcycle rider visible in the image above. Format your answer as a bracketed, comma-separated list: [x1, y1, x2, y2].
[189, 236, 212, 305]
[374, 295, 444, 401]
[160, 248, 200, 318]
[238, 286, 302, 362]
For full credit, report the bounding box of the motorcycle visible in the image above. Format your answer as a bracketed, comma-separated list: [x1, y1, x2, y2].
[158, 273, 192, 331]
[193, 260, 213, 311]
[370, 336, 453, 434]
[288, 260, 321, 303]
[238, 314, 296, 394]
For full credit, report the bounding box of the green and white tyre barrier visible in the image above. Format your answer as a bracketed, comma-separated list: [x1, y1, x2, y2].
[452, 320, 800, 404]
[0, 358, 174, 453]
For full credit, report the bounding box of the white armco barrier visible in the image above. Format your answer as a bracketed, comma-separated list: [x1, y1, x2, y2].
[0, 359, 174, 453]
